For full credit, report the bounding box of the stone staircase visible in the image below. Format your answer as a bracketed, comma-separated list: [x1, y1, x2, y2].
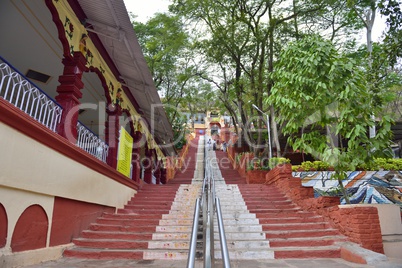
[213, 183, 273, 260]
[64, 183, 203, 260]
[144, 183, 201, 260]
[169, 136, 200, 185]
[238, 184, 348, 259]
[63, 184, 181, 259]
[63, 137, 349, 261]
[64, 136, 205, 260]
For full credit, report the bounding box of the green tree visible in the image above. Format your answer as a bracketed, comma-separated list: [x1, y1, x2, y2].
[170, 0, 369, 156]
[132, 13, 188, 89]
[132, 13, 215, 148]
[267, 35, 394, 203]
[378, 0, 402, 66]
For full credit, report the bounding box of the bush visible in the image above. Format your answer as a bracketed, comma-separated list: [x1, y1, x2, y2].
[374, 158, 402, 171]
[268, 157, 291, 169]
[247, 157, 290, 171]
[294, 158, 402, 172]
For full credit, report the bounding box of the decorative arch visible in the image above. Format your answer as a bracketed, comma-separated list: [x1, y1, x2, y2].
[45, 0, 73, 59]
[0, 203, 7, 248]
[11, 205, 48, 252]
[209, 122, 222, 128]
[88, 66, 113, 106]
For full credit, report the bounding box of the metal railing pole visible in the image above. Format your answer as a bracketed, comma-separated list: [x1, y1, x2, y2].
[187, 198, 201, 268]
[203, 187, 211, 267]
[216, 198, 231, 268]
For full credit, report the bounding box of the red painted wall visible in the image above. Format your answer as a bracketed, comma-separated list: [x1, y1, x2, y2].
[11, 205, 48, 252]
[0, 203, 7, 248]
[50, 197, 114, 246]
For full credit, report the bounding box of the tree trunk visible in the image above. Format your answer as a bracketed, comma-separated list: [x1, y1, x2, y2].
[270, 105, 281, 157]
[337, 175, 350, 204]
[366, 4, 376, 138]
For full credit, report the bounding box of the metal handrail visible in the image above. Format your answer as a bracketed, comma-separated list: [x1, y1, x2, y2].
[187, 137, 231, 268]
[216, 198, 231, 267]
[187, 198, 201, 268]
[187, 138, 208, 268]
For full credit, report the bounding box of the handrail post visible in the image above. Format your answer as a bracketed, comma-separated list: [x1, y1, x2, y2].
[203, 188, 211, 267]
[209, 179, 215, 267]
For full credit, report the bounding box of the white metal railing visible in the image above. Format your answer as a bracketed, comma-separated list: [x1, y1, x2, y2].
[76, 121, 109, 163]
[0, 56, 109, 163]
[0, 56, 63, 132]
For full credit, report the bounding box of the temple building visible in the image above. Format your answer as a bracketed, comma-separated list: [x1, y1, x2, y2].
[0, 0, 175, 265]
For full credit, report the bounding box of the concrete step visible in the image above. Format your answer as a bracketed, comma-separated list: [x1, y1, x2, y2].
[255, 211, 318, 218]
[73, 238, 148, 249]
[143, 249, 191, 260]
[63, 247, 144, 259]
[243, 196, 290, 201]
[215, 204, 249, 210]
[122, 203, 173, 209]
[246, 204, 297, 210]
[148, 240, 190, 250]
[131, 194, 178, 199]
[151, 232, 192, 241]
[214, 249, 274, 260]
[118, 208, 171, 214]
[258, 216, 324, 224]
[214, 232, 266, 240]
[215, 213, 257, 220]
[214, 240, 270, 250]
[269, 236, 347, 247]
[273, 246, 341, 259]
[89, 223, 156, 232]
[95, 218, 161, 227]
[155, 225, 192, 233]
[211, 218, 260, 225]
[81, 230, 152, 240]
[247, 207, 302, 213]
[239, 192, 287, 197]
[264, 229, 340, 239]
[214, 224, 263, 232]
[161, 212, 196, 219]
[100, 213, 163, 220]
[158, 219, 194, 226]
[218, 201, 246, 206]
[127, 199, 175, 204]
[261, 222, 332, 231]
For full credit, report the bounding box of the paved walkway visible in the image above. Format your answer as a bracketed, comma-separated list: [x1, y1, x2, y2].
[22, 257, 402, 268]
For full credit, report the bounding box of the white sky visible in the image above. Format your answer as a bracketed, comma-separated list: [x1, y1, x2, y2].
[123, 0, 171, 23]
[123, 0, 386, 42]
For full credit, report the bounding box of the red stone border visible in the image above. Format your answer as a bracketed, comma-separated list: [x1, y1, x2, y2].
[265, 164, 384, 254]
